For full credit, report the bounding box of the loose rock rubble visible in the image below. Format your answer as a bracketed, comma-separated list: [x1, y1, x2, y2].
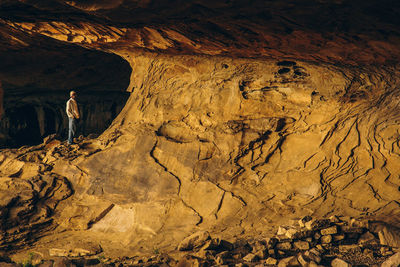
[0, 216, 400, 266]
[120, 216, 399, 266]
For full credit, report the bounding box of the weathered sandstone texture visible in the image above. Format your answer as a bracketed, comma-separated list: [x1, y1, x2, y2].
[1, 52, 400, 261]
[0, 0, 400, 264]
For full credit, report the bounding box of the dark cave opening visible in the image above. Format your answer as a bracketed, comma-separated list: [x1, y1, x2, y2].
[4, 104, 42, 146]
[0, 41, 131, 148]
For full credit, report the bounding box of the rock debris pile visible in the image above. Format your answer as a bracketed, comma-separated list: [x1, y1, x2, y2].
[15, 216, 397, 267]
[120, 217, 400, 267]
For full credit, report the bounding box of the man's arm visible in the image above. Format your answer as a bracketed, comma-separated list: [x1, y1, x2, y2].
[73, 101, 80, 119]
[66, 99, 73, 118]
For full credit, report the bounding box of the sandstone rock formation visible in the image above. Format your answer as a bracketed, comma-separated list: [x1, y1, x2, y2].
[0, 0, 400, 265]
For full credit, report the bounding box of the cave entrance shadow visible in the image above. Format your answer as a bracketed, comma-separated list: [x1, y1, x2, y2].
[5, 104, 42, 147]
[0, 41, 131, 148]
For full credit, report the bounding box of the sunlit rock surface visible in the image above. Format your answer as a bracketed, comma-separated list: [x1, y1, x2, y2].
[0, 0, 400, 263]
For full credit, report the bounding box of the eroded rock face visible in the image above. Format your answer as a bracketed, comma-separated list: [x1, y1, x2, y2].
[0, 0, 400, 262]
[89, 53, 400, 242]
[1, 52, 397, 258]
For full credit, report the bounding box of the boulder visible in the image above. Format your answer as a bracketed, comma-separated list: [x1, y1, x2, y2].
[178, 231, 211, 251]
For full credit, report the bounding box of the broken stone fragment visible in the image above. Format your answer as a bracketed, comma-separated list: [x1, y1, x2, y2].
[314, 232, 321, 240]
[294, 241, 310, 250]
[251, 240, 266, 253]
[350, 218, 368, 228]
[178, 231, 211, 251]
[193, 249, 215, 259]
[331, 258, 352, 267]
[199, 238, 219, 251]
[329, 215, 341, 223]
[209, 238, 234, 251]
[315, 245, 325, 252]
[254, 249, 267, 260]
[292, 230, 314, 240]
[43, 134, 59, 144]
[373, 224, 400, 247]
[286, 228, 300, 239]
[266, 237, 278, 248]
[214, 251, 230, 265]
[276, 242, 292, 250]
[297, 253, 308, 266]
[278, 256, 299, 267]
[264, 257, 278, 265]
[277, 225, 292, 236]
[177, 255, 206, 267]
[320, 226, 338, 235]
[305, 220, 315, 230]
[304, 249, 321, 263]
[381, 252, 400, 267]
[320, 235, 332, 244]
[268, 249, 276, 257]
[305, 219, 331, 231]
[309, 247, 322, 256]
[333, 234, 345, 241]
[340, 226, 363, 234]
[242, 253, 258, 262]
[358, 231, 378, 245]
[276, 235, 292, 242]
[380, 247, 394, 256]
[362, 248, 374, 259]
[298, 216, 313, 228]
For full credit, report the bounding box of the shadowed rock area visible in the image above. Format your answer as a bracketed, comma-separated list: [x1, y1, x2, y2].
[1, 0, 400, 266]
[0, 37, 131, 147]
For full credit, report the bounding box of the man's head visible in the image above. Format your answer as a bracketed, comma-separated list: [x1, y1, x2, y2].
[70, 90, 77, 99]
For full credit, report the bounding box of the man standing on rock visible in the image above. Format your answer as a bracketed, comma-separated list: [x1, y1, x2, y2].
[66, 90, 80, 145]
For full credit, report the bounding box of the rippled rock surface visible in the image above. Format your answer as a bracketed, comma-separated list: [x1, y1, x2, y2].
[0, 0, 400, 264]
